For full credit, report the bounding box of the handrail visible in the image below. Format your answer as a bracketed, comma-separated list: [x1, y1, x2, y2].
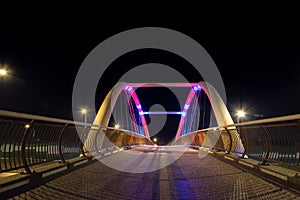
[0, 109, 149, 173]
[187, 114, 300, 133]
[0, 109, 146, 137]
[175, 113, 300, 170]
[226, 114, 300, 127]
[0, 109, 87, 126]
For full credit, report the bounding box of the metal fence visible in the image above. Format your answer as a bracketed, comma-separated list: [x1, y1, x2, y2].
[175, 114, 300, 170]
[0, 110, 149, 174]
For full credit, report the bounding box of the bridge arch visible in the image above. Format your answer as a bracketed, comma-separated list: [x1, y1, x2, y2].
[91, 82, 244, 153]
[175, 81, 234, 139]
[92, 82, 150, 140]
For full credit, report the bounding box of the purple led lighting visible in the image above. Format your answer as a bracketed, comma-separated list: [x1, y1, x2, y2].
[175, 112, 183, 115]
[125, 86, 133, 91]
[139, 111, 144, 115]
[136, 104, 142, 109]
[184, 104, 190, 110]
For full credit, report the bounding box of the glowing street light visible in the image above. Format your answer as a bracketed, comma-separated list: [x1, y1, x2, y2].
[153, 138, 157, 143]
[24, 124, 30, 129]
[81, 108, 87, 114]
[114, 123, 120, 130]
[236, 110, 246, 123]
[0, 69, 7, 76]
[81, 108, 87, 124]
[237, 110, 245, 117]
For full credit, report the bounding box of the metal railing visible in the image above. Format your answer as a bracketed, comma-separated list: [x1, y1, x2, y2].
[0, 110, 149, 174]
[175, 114, 300, 170]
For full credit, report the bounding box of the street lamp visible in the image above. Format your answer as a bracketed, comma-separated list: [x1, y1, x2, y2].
[81, 108, 87, 124]
[114, 123, 120, 130]
[153, 138, 157, 143]
[24, 124, 30, 129]
[0, 69, 7, 76]
[236, 110, 245, 124]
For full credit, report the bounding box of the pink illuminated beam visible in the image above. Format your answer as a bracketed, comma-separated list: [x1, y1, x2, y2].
[175, 88, 197, 140]
[124, 85, 150, 140]
[127, 83, 200, 88]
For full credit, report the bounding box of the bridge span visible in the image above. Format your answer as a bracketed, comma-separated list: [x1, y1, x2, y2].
[1, 109, 300, 199]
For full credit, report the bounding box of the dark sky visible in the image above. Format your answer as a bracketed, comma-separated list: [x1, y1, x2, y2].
[1, 5, 300, 142]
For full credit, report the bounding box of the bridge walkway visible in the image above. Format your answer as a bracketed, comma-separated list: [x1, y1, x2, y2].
[8, 146, 300, 200]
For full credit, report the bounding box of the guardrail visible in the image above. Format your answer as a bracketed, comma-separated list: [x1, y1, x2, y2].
[0, 110, 149, 174]
[175, 114, 300, 170]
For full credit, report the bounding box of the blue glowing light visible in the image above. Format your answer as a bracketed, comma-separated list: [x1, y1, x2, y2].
[140, 111, 183, 115]
[193, 86, 201, 91]
[182, 112, 186, 117]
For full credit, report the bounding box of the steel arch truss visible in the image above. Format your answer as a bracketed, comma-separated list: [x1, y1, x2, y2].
[93, 82, 237, 144]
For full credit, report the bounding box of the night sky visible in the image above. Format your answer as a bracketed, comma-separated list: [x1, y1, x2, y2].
[1, 5, 300, 142]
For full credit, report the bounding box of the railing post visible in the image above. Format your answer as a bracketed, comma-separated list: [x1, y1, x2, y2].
[20, 119, 35, 174]
[58, 123, 68, 163]
[260, 124, 271, 165]
[239, 127, 248, 158]
[80, 141, 86, 157]
[224, 128, 233, 154]
[80, 127, 90, 157]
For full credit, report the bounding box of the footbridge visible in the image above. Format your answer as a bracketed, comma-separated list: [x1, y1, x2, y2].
[1, 82, 300, 199]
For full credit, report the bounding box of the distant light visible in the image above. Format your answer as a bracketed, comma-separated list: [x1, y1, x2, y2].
[25, 124, 30, 129]
[254, 114, 264, 118]
[184, 104, 190, 110]
[81, 109, 87, 114]
[153, 138, 157, 142]
[114, 124, 120, 129]
[0, 69, 7, 76]
[237, 110, 245, 117]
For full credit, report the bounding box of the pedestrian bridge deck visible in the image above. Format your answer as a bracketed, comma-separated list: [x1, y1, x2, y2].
[6, 146, 300, 199]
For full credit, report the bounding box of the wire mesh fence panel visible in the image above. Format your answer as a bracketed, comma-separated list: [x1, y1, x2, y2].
[0, 120, 25, 172]
[62, 126, 82, 160]
[174, 114, 300, 170]
[241, 126, 268, 162]
[262, 123, 300, 165]
[0, 110, 151, 173]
